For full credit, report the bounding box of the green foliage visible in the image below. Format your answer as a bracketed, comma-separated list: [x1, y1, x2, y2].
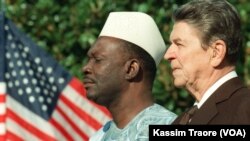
[4, 0, 250, 115]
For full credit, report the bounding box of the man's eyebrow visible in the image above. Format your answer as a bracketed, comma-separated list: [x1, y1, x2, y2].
[171, 38, 183, 43]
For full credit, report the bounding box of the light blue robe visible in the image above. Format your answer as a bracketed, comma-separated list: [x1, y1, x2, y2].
[89, 104, 177, 141]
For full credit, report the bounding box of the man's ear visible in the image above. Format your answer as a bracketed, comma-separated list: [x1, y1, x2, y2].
[210, 40, 227, 67]
[124, 59, 140, 80]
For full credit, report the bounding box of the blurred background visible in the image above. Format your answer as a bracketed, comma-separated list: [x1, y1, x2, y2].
[3, 0, 250, 115]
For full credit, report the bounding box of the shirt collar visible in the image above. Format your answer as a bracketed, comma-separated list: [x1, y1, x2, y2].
[195, 71, 237, 108]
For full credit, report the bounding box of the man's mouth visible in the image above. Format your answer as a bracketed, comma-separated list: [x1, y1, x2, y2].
[83, 78, 95, 88]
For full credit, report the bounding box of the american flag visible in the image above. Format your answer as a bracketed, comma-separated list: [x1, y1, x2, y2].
[0, 12, 111, 141]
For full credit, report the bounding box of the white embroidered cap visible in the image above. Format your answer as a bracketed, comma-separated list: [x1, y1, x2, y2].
[99, 12, 166, 66]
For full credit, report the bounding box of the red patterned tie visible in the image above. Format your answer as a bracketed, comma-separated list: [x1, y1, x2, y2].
[179, 105, 198, 125]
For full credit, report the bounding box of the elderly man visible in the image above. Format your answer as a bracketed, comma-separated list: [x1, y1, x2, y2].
[165, 0, 250, 124]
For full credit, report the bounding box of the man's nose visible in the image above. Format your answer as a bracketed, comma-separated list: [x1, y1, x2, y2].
[164, 45, 176, 61]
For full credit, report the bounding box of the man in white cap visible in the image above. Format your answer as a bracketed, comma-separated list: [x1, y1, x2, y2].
[82, 12, 176, 140]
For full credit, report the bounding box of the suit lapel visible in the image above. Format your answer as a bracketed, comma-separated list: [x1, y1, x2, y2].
[190, 98, 217, 124]
[172, 113, 186, 124]
[190, 77, 245, 124]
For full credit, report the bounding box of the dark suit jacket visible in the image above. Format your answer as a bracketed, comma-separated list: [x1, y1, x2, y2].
[172, 77, 250, 124]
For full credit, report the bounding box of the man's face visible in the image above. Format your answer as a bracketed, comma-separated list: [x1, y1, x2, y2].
[82, 37, 127, 106]
[164, 21, 211, 90]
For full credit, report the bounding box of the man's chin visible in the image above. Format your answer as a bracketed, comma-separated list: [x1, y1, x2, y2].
[86, 93, 101, 104]
[86, 93, 97, 101]
[173, 80, 185, 88]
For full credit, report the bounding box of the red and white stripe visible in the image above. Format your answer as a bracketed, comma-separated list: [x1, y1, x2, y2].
[4, 78, 111, 141]
[0, 82, 7, 141]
